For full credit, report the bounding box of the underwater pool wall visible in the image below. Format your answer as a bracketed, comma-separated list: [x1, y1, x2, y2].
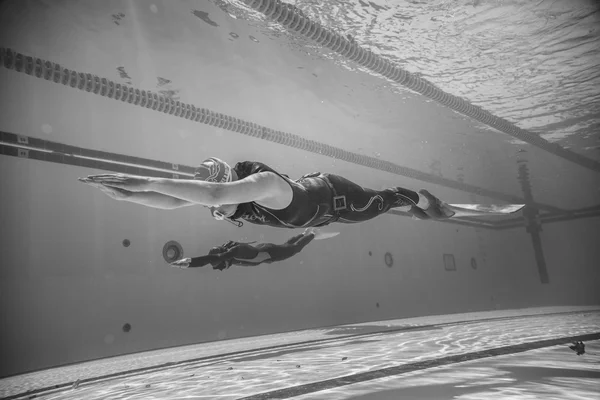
[1, 71, 599, 377]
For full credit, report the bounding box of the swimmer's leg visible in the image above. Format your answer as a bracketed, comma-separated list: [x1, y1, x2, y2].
[324, 174, 426, 223]
[256, 232, 316, 262]
[186, 243, 261, 269]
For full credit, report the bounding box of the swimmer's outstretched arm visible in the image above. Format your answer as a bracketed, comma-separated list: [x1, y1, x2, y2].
[85, 172, 285, 206]
[78, 179, 195, 210]
[171, 243, 263, 269]
[122, 192, 195, 210]
[146, 172, 284, 206]
[190, 246, 259, 268]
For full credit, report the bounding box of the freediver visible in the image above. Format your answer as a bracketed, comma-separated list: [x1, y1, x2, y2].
[79, 157, 455, 229]
[169, 228, 338, 270]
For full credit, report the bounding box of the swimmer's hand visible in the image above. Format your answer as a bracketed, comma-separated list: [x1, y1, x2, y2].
[83, 174, 151, 191]
[170, 258, 192, 269]
[78, 178, 132, 200]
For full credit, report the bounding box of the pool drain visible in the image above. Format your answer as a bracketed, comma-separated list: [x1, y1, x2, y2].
[163, 240, 183, 263]
[384, 252, 394, 267]
[471, 257, 478, 270]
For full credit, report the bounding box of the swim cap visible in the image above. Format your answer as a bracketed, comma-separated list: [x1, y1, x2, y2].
[194, 157, 233, 183]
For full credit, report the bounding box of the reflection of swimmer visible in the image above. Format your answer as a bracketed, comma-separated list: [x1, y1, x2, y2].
[170, 228, 338, 270]
[80, 157, 454, 229]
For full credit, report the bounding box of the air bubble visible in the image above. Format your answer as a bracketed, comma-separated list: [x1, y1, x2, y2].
[178, 129, 190, 139]
[41, 124, 53, 134]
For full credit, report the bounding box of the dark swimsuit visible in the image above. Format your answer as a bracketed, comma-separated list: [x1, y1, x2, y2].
[230, 161, 420, 228]
[186, 162, 421, 271]
[188, 233, 315, 270]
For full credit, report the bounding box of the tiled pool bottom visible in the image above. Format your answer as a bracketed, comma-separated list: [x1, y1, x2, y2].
[2, 306, 599, 400]
[296, 340, 600, 400]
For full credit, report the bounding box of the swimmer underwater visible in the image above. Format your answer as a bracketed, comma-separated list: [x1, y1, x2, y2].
[170, 228, 338, 271]
[78, 157, 456, 228]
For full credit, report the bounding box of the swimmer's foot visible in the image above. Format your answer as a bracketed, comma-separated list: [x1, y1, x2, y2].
[390, 188, 420, 209]
[304, 228, 340, 240]
[417, 189, 455, 219]
[407, 205, 430, 220]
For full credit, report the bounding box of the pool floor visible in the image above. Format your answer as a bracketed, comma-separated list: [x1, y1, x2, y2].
[2, 306, 599, 400]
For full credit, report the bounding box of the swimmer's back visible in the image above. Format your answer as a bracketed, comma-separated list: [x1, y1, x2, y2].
[231, 161, 334, 228]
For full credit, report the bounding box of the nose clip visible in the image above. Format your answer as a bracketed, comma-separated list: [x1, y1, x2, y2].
[212, 208, 226, 221]
[210, 207, 243, 227]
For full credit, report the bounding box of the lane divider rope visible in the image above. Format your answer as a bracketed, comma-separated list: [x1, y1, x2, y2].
[0, 47, 562, 212]
[234, 0, 600, 173]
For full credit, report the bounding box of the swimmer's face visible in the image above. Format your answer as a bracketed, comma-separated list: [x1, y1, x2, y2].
[210, 204, 238, 220]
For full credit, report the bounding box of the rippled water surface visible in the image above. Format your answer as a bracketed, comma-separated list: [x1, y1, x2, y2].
[226, 0, 600, 152]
